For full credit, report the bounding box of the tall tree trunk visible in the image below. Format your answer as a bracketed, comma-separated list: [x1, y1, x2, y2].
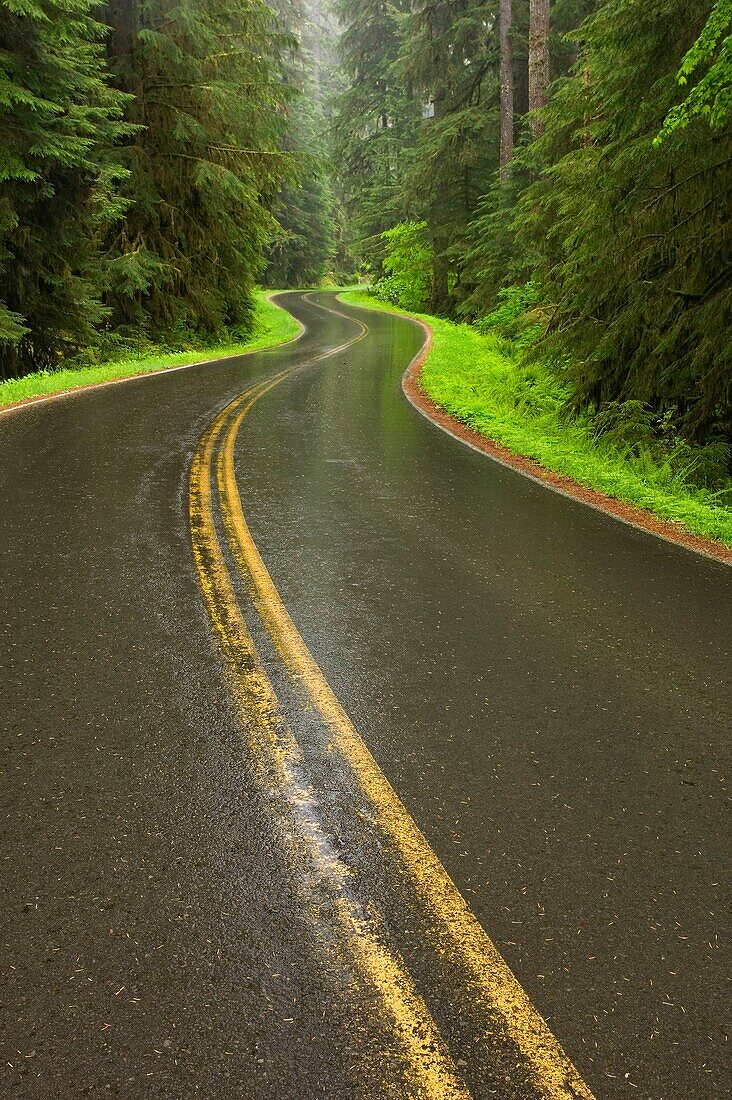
[499, 0, 514, 181]
[528, 0, 550, 136]
[582, 63, 591, 149]
[105, 0, 136, 71]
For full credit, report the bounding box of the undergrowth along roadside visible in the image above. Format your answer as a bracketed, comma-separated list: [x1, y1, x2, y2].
[0, 291, 300, 411]
[339, 289, 732, 548]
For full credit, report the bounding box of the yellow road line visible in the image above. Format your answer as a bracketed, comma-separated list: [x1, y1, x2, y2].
[213, 311, 597, 1100]
[189, 366, 471, 1099]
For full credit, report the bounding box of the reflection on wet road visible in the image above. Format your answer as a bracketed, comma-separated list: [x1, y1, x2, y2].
[1, 292, 730, 1099]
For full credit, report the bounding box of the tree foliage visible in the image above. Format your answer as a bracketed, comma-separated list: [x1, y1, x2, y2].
[514, 0, 732, 445]
[104, 0, 295, 340]
[331, 0, 418, 274]
[456, 0, 732, 452]
[656, 0, 732, 140]
[263, 0, 335, 287]
[0, 0, 130, 376]
[373, 220, 433, 310]
[0, 0, 316, 378]
[400, 0, 502, 312]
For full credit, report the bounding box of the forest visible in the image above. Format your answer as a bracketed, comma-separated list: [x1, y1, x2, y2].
[0, 0, 730, 506]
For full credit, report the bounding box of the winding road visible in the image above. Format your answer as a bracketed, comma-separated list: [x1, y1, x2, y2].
[1, 292, 730, 1099]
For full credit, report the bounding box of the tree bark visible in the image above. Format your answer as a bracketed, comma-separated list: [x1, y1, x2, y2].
[528, 0, 550, 137]
[499, 0, 513, 181]
[105, 0, 136, 69]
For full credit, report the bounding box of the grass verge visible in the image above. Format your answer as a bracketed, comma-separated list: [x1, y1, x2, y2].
[0, 289, 300, 411]
[339, 289, 732, 548]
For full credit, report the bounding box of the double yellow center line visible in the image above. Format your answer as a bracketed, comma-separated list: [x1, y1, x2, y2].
[188, 296, 595, 1100]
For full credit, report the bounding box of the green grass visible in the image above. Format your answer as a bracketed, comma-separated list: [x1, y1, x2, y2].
[0, 289, 300, 410]
[339, 289, 732, 548]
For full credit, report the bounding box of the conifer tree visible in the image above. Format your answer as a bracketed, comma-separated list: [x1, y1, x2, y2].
[499, 0, 515, 179]
[104, 0, 295, 340]
[516, 0, 732, 446]
[265, 160, 334, 287]
[331, 0, 417, 274]
[460, 0, 598, 314]
[528, 0, 550, 133]
[656, 0, 732, 140]
[0, 0, 129, 377]
[264, 0, 334, 287]
[400, 0, 501, 312]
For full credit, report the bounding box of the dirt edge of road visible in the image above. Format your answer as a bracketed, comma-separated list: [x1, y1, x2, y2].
[387, 309, 732, 567]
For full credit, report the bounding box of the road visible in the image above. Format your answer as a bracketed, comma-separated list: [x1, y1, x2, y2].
[1, 291, 730, 1099]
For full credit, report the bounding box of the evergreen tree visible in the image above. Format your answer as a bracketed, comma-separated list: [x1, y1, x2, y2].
[400, 0, 502, 312]
[104, 0, 296, 340]
[264, 0, 334, 288]
[657, 0, 732, 140]
[516, 0, 732, 446]
[528, 0, 550, 132]
[265, 166, 334, 287]
[332, 0, 418, 275]
[0, 0, 129, 377]
[460, 0, 597, 313]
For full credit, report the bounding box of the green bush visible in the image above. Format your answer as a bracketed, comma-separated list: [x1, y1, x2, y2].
[591, 399, 731, 494]
[474, 282, 543, 348]
[372, 222, 433, 312]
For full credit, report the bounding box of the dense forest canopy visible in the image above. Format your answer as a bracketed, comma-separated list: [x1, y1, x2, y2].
[0, 0, 730, 458]
[0, 0, 335, 376]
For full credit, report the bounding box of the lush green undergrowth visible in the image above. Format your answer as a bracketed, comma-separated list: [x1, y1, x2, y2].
[339, 290, 732, 547]
[0, 291, 300, 410]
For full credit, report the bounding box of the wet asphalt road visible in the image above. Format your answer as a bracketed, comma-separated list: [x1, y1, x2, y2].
[1, 292, 730, 1099]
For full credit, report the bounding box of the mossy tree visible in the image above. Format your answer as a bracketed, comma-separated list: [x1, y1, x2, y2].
[103, 0, 296, 341]
[331, 0, 419, 276]
[0, 0, 130, 378]
[515, 0, 732, 448]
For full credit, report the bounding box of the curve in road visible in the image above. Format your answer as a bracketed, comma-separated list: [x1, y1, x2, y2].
[1, 292, 730, 1100]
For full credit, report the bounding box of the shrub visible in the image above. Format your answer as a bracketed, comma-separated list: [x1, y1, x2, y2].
[474, 282, 543, 348]
[372, 222, 433, 312]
